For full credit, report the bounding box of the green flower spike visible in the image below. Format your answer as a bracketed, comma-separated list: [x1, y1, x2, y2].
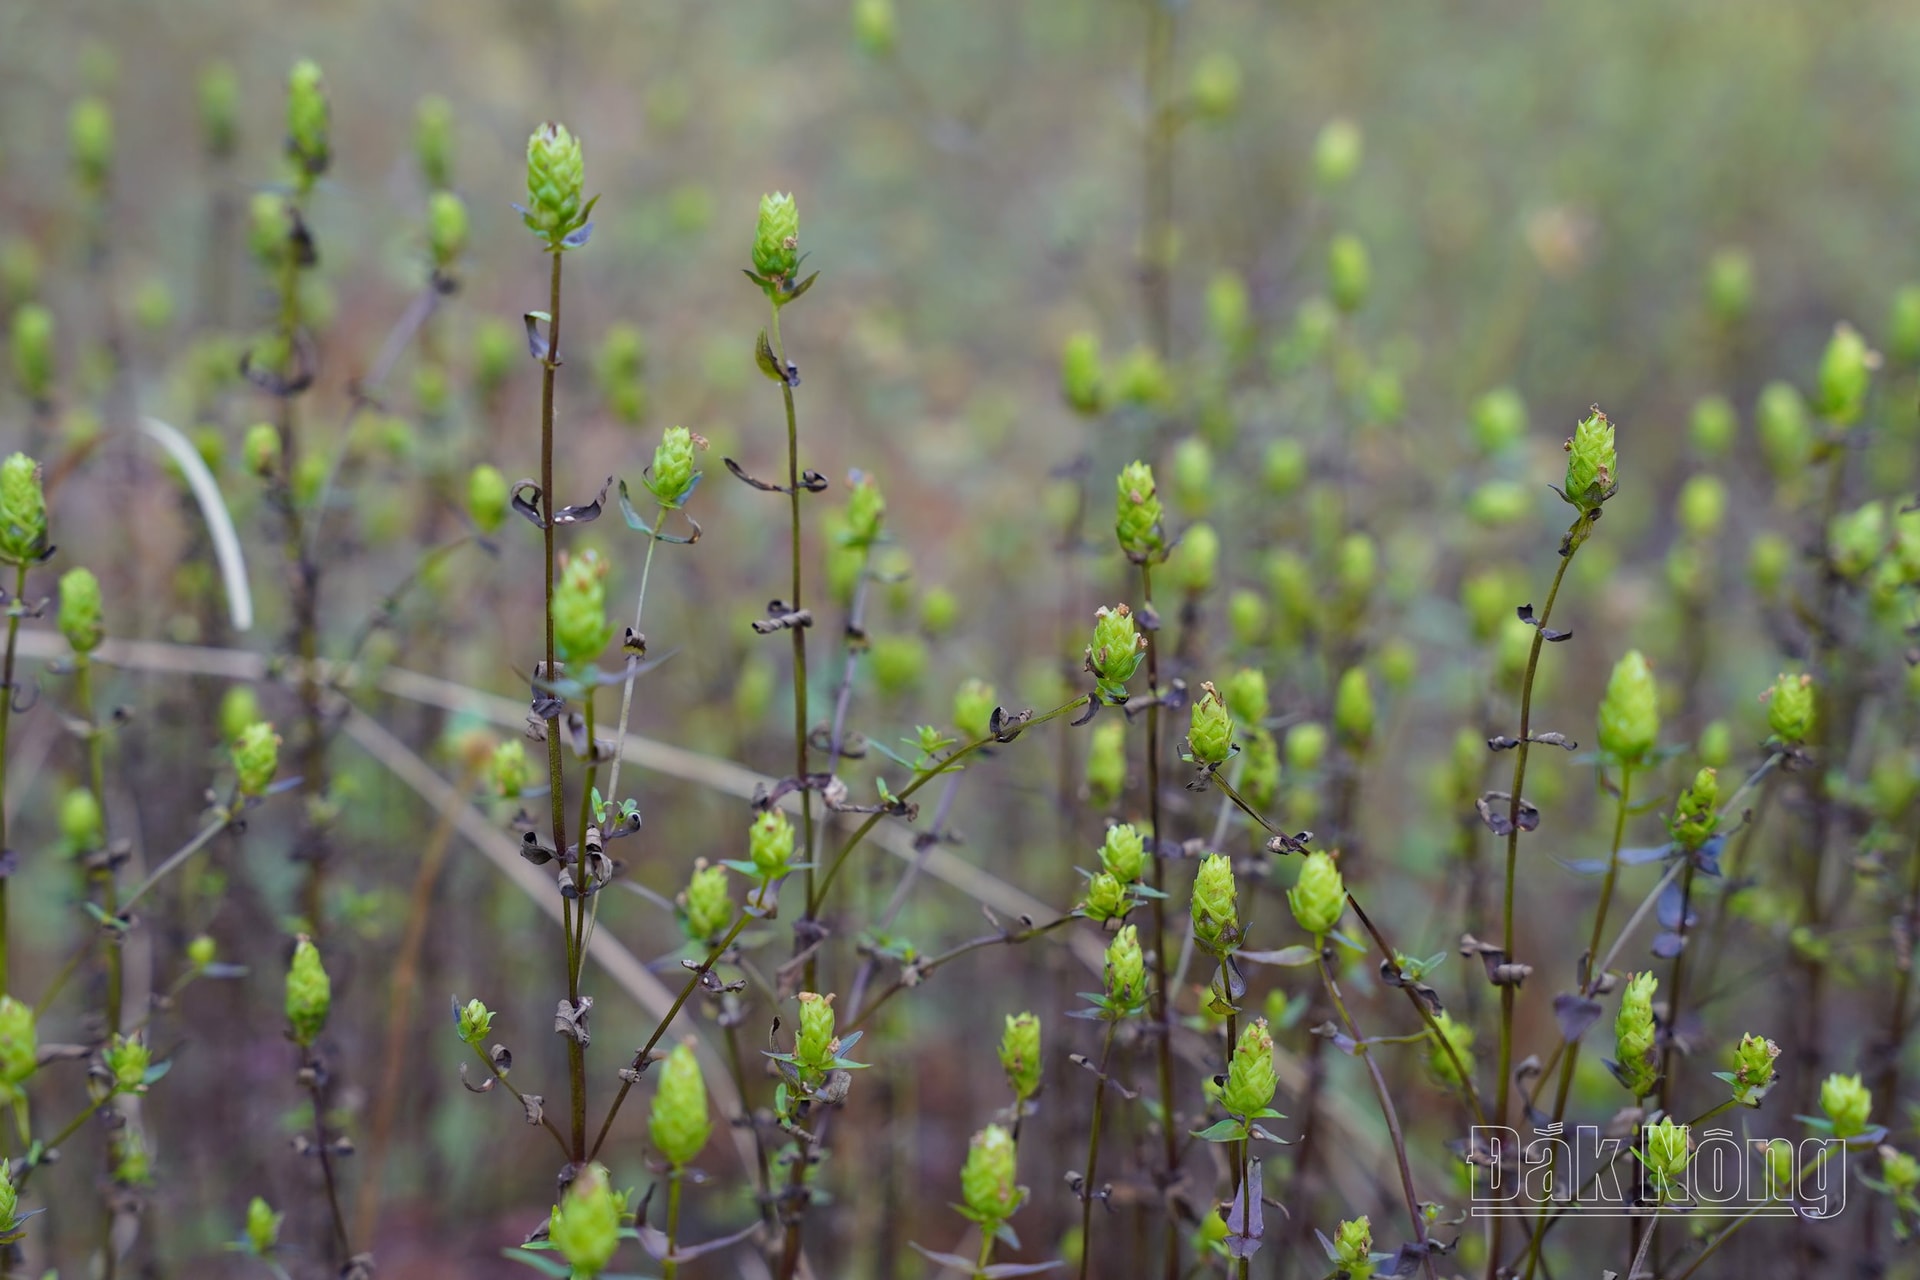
[284, 60, 331, 187]
[1060, 331, 1104, 415]
[1817, 322, 1875, 426]
[285, 935, 331, 1048]
[1612, 971, 1658, 1097]
[1240, 728, 1279, 808]
[244, 1196, 282, 1257]
[1332, 1216, 1377, 1279]
[199, 62, 239, 158]
[749, 809, 796, 881]
[1187, 681, 1234, 767]
[1598, 649, 1659, 764]
[645, 426, 705, 509]
[552, 549, 614, 666]
[959, 1123, 1024, 1226]
[649, 1041, 712, 1170]
[1081, 871, 1129, 924]
[1328, 233, 1370, 313]
[1764, 672, 1816, 746]
[0, 996, 38, 1089]
[844, 472, 886, 548]
[679, 860, 733, 945]
[488, 738, 533, 798]
[549, 1163, 620, 1278]
[468, 464, 509, 535]
[1561, 407, 1618, 514]
[952, 678, 996, 743]
[523, 122, 591, 247]
[1104, 924, 1145, 1005]
[1314, 118, 1364, 188]
[753, 192, 801, 283]
[1114, 460, 1165, 562]
[1472, 387, 1527, 455]
[1286, 721, 1329, 774]
[1822, 1072, 1873, 1140]
[414, 95, 454, 190]
[794, 991, 839, 1083]
[1085, 604, 1147, 701]
[104, 1032, 152, 1094]
[1640, 1116, 1692, 1198]
[233, 721, 281, 797]
[1288, 850, 1346, 937]
[58, 567, 103, 654]
[1670, 767, 1719, 851]
[1222, 1018, 1278, 1117]
[0, 453, 48, 567]
[456, 998, 493, 1048]
[1191, 852, 1240, 956]
[1099, 823, 1148, 885]
[1086, 718, 1126, 807]
[427, 190, 468, 270]
[999, 1013, 1041, 1103]
[1334, 666, 1375, 753]
[1723, 1033, 1779, 1107]
[70, 97, 114, 196]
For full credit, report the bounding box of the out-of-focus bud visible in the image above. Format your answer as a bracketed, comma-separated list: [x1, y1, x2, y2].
[415, 94, 454, 190]
[233, 721, 281, 796]
[1189, 53, 1241, 121]
[1756, 381, 1812, 479]
[248, 191, 296, 268]
[953, 678, 996, 743]
[70, 97, 114, 197]
[1828, 501, 1887, 581]
[1241, 727, 1279, 808]
[1221, 1019, 1277, 1117]
[1334, 667, 1375, 754]
[1612, 971, 1658, 1097]
[1749, 532, 1791, 596]
[1191, 852, 1240, 955]
[1060, 331, 1104, 415]
[1286, 721, 1329, 774]
[1114, 461, 1164, 562]
[467, 464, 509, 535]
[1560, 407, 1618, 514]
[1468, 479, 1532, 528]
[852, 0, 897, 55]
[11, 304, 54, 405]
[1690, 395, 1736, 458]
[104, 1032, 152, 1094]
[1335, 532, 1377, 604]
[1763, 672, 1815, 746]
[649, 1041, 712, 1170]
[1677, 474, 1727, 538]
[58, 566, 103, 654]
[1169, 522, 1218, 595]
[1364, 366, 1404, 425]
[217, 686, 262, 744]
[549, 1163, 620, 1278]
[1705, 247, 1753, 327]
[1891, 285, 1920, 366]
[843, 473, 886, 548]
[1377, 638, 1418, 691]
[1288, 850, 1345, 937]
[1206, 271, 1251, 354]
[284, 60, 331, 187]
[524, 123, 588, 246]
[242, 422, 281, 478]
[1221, 668, 1268, 726]
[1428, 1011, 1475, 1087]
[1172, 436, 1214, 515]
[1697, 719, 1732, 768]
[285, 935, 331, 1047]
[427, 191, 468, 271]
[1314, 118, 1363, 188]
[869, 633, 927, 698]
[1821, 1072, 1873, 1140]
[473, 318, 516, 396]
[999, 1013, 1041, 1102]
[1262, 437, 1307, 496]
[1816, 322, 1875, 427]
[595, 324, 645, 424]
[199, 62, 239, 158]
[1328, 233, 1370, 313]
[1228, 590, 1268, 649]
[960, 1124, 1023, 1224]
[488, 739, 534, 798]
[188, 935, 217, 971]
[679, 860, 733, 945]
[245, 1196, 283, 1257]
[919, 586, 959, 635]
[1872, 752, 1919, 821]
[1086, 604, 1147, 701]
[1598, 650, 1659, 764]
[552, 549, 614, 666]
[1471, 386, 1527, 455]
[1086, 719, 1125, 807]
[60, 786, 102, 852]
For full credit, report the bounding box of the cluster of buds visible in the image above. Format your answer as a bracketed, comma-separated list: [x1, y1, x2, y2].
[284, 60, 331, 191]
[1821, 1072, 1873, 1140]
[1611, 972, 1659, 1098]
[1288, 850, 1346, 938]
[678, 860, 733, 946]
[285, 935, 331, 1048]
[58, 567, 102, 654]
[522, 122, 594, 249]
[549, 1164, 621, 1278]
[456, 997, 494, 1048]
[1085, 604, 1147, 703]
[644, 426, 706, 510]
[998, 1012, 1041, 1103]
[1598, 649, 1659, 765]
[792, 992, 846, 1090]
[1185, 682, 1234, 767]
[749, 192, 810, 306]
[649, 1041, 712, 1170]
[1191, 853, 1241, 957]
[103, 1032, 153, 1095]
[1114, 460, 1165, 561]
[233, 721, 281, 797]
[1720, 1032, 1779, 1108]
[1763, 672, 1816, 746]
[1669, 767, 1719, 851]
[552, 549, 614, 666]
[0, 453, 48, 567]
[1329, 1216, 1378, 1279]
[1103, 924, 1147, 1010]
[1221, 1019, 1278, 1118]
[958, 1123, 1025, 1229]
[1560, 408, 1619, 517]
[1638, 1116, 1693, 1201]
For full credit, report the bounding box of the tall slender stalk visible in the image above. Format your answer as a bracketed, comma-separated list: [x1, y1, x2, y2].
[1076, 1019, 1119, 1280]
[1137, 562, 1180, 1270]
[0, 561, 28, 995]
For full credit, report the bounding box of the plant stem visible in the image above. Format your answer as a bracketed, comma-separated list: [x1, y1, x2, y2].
[75, 656, 120, 1033]
[603, 500, 664, 810]
[1670, 1142, 1838, 1279]
[1077, 1018, 1120, 1280]
[1137, 561, 1181, 1272]
[0, 561, 27, 994]
[663, 1171, 683, 1280]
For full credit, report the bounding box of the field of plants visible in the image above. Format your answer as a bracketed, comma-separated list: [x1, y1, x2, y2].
[3, 1, 1920, 1277]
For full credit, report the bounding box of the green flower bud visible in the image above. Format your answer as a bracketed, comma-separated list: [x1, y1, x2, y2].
[1467, 479, 1532, 528]
[1690, 395, 1736, 458]
[1817, 322, 1875, 426]
[1829, 500, 1888, 581]
[1228, 586, 1270, 650]
[920, 586, 959, 635]
[960, 1123, 1022, 1224]
[1240, 727, 1280, 808]
[1285, 721, 1329, 774]
[1377, 638, 1418, 692]
[427, 190, 468, 270]
[70, 97, 114, 195]
[650, 1041, 713, 1169]
[415, 94, 454, 190]
[646, 426, 703, 509]
[1613, 971, 1658, 1097]
[1314, 118, 1363, 188]
[115, 1126, 153, 1186]
[524, 122, 587, 245]
[1427, 1011, 1476, 1087]
[844, 473, 886, 548]
[552, 549, 614, 666]
[672, 859, 733, 945]
[245, 1196, 282, 1256]
[1670, 767, 1719, 850]
[104, 1032, 151, 1094]
[1082, 871, 1129, 924]
[1104, 924, 1145, 1004]
[1764, 672, 1816, 746]
[1597, 650, 1659, 764]
[1677, 474, 1728, 539]
[953, 678, 996, 743]
[1190, 53, 1241, 120]
[1334, 666, 1375, 754]
[462, 463, 509, 535]
[1206, 272, 1251, 353]
[1328, 233, 1370, 313]
[248, 191, 297, 268]
[239, 422, 279, 478]
[58, 567, 103, 654]
[549, 1163, 620, 1278]
[1222, 1018, 1277, 1117]
[1892, 286, 1920, 366]
[486, 738, 534, 798]
[1471, 386, 1527, 456]
[1194, 1206, 1230, 1257]
[1086, 603, 1148, 699]
[286, 935, 331, 1046]
[10, 303, 53, 404]
[1169, 522, 1219, 595]
[473, 318, 516, 395]
[1115, 461, 1165, 561]
[1730, 1033, 1779, 1107]
[1872, 752, 1919, 821]
[852, 0, 897, 55]
[869, 633, 928, 699]
[1191, 852, 1240, 955]
[1460, 569, 1511, 642]
[750, 809, 795, 880]
[752, 192, 801, 283]
[794, 991, 838, 1079]
[1697, 720, 1732, 769]
[0, 453, 46, 570]
[1221, 668, 1268, 727]
[229, 720, 280, 796]
[1364, 366, 1405, 425]
[1763, 1137, 1795, 1199]
[456, 997, 493, 1047]
[1884, 1147, 1920, 1200]
[1086, 719, 1126, 807]
[1263, 437, 1307, 496]
[1099, 823, 1148, 885]
[1060, 331, 1104, 414]
[1642, 1116, 1692, 1184]
[1822, 1072, 1873, 1140]
[188, 934, 217, 970]
[1335, 533, 1378, 604]
[0, 997, 35, 1088]
[1288, 850, 1346, 937]
[1187, 682, 1234, 766]
[285, 60, 331, 186]
[1112, 344, 1172, 407]
[1172, 437, 1214, 515]
[1757, 381, 1813, 478]
[1561, 407, 1618, 513]
[199, 62, 239, 158]
[1750, 532, 1792, 596]
[60, 786, 102, 852]
[1705, 248, 1753, 326]
[1000, 1013, 1042, 1102]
